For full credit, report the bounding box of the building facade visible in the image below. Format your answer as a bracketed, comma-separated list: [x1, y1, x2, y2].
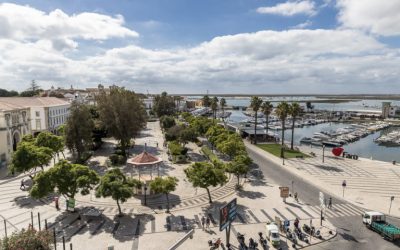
[0, 97, 70, 168]
[382, 102, 400, 118]
[0, 103, 31, 168]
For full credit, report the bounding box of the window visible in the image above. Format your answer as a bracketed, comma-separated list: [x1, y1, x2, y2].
[36, 119, 41, 130]
[36, 111, 40, 117]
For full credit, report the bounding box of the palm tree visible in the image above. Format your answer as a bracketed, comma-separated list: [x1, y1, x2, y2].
[220, 98, 227, 125]
[211, 97, 219, 120]
[261, 101, 273, 139]
[276, 102, 290, 158]
[202, 95, 211, 107]
[289, 102, 302, 150]
[250, 96, 263, 144]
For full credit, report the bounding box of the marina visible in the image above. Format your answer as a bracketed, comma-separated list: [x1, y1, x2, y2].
[189, 97, 400, 163]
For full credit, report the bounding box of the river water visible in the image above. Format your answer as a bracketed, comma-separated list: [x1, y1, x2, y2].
[214, 97, 400, 163]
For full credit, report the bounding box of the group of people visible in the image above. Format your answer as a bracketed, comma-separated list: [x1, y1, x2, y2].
[201, 215, 212, 231]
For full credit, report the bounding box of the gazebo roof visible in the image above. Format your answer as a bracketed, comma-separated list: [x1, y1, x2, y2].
[127, 151, 162, 166]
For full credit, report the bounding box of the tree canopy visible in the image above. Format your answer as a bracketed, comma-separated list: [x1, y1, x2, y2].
[65, 102, 94, 162]
[261, 101, 273, 136]
[0, 88, 18, 97]
[96, 87, 147, 156]
[30, 160, 99, 200]
[250, 96, 263, 144]
[150, 176, 178, 212]
[153, 92, 176, 117]
[96, 168, 141, 216]
[184, 162, 227, 203]
[10, 141, 52, 178]
[202, 95, 211, 107]
[276, 102, 290, 158]
[36, 131, 64, 161]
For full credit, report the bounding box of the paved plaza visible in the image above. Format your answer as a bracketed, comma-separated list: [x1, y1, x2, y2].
[247, 141, 400, 218]
[0, 121, 341, 249]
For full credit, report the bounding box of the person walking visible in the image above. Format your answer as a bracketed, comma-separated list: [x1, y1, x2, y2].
[54, 197, 59, 210]
[201, 216, 206, 230]
[20, 179, 25, 190]
[206, 216, 211, 230]
[294, 192, 298, 202]
[328, 197, 332, 209]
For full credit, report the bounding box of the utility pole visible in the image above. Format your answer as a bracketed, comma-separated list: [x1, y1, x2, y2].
[389, 196, 395, 214]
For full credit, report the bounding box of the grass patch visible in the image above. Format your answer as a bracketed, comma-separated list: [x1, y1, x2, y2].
[201, 145, 220, 162]
[256, 143, 308, 159]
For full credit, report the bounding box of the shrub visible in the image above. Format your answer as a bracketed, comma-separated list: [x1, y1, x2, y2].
[168, 141, 186, 156]
[201, 146, 219, 162]
[109, 154, 119, 164]
[160, 116, 176, 129]
[1, 227, 53, 250]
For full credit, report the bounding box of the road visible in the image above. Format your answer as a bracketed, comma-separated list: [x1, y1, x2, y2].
[246, 145, 400, 250]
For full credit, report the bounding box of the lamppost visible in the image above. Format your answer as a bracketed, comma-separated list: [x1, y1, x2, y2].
[282, 147, 285, 165]
[389, 196, 395, 214]
[144, 183, 148, 206]
[291, 181, 294, 195]
[322, 145, 326, 163]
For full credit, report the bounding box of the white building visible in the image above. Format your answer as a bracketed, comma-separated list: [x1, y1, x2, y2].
[0, 102, 31, 169]
[382, 102, 400, 118]
[0, 97, 70, 169]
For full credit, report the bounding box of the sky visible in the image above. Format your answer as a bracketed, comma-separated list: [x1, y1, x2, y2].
[0, 0, 400, 94]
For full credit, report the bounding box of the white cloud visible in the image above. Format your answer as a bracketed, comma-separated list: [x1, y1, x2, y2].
[2, 26, 399, 94]
[257, 1, 316, 16]
[337, 0, 400, 36]
[292, 20, 312, 29]
[0, 3, 138, 51]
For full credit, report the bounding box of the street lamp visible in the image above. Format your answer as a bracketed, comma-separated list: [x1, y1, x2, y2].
[144, 183, 148, 206]
[322, 145, 326, 163]
[282, 147, 285, 165]
[291, 181, 294, 195]
[389, 196, 395, 214]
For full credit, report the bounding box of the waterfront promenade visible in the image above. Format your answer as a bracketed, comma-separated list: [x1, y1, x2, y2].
[246, 141, 400, 218]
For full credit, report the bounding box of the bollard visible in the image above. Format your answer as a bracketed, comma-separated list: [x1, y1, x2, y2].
[38, 212, 41, 231]
[45, 219, 48, 230]
[62, 236, 66, 250]
[31, 211, 34, 227]
[53, 228, 57, 250]
[4, 220, 7, 238]
[70, 243, 73, 250]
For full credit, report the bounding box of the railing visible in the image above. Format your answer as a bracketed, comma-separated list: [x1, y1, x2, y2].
[167, 229, 194, 250]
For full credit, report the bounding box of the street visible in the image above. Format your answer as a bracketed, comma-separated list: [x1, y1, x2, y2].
[246, 145, 400, 250]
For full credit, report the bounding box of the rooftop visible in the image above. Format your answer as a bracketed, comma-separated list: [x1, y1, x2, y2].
[0, 97, 69, 111]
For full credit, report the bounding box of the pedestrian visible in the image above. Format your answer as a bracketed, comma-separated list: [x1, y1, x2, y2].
[20, 179, 25, 190]
[294, 192, 298, 202]
[328, 197, 332, 209]
[294, 218, 299, 229]
[156, 142, 159, 148]
[201, 216, 206, 230]
[206, 216, 211, 230]
[54, 197, 59, 210]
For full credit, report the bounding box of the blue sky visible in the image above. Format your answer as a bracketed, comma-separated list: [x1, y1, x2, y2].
[1, 0, 400, 94]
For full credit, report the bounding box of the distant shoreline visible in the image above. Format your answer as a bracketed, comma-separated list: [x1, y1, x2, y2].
[174, 94, 400, 100]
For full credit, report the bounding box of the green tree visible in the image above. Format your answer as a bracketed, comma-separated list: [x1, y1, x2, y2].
[261, 101, 273, 137]
[96, 168, 141, 216]
[217, 135, 245, 159]
[276, 102, 290, 158]
[30, 160, 99, 200]
[36, 131, 65, 162]
[10, 142, 52, 179]
[178, 126, 198, 146]
[0, 227, 53, 250]
[202, 95, 211, 107]
[289, 102, 302, 150]
[19, 80, 42, 97]
[65, 102, 94, 163]
[226, 161, 249, 187]
[97, 87, 147, 156]
[210, 97, 219, 120]
[184, 162, 227, 203]
[153, 92, 176, 117]
[150, 176, 178, 213]
[0, 88, 18, 97]
[189, 116, 214, 135]
[160, 116, 176, 130]
[250, 96, 263, 144]
[220, 98, 227, 125]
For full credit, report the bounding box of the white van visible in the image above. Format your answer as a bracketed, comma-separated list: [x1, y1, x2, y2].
[265, 222, 280, 247]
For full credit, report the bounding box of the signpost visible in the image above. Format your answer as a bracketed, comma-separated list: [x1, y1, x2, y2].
[319, 192, 325, 226]
[66, 198, 75, 212]
[219, 198, 237, 246]
[342, 180, 347, 198]
[389, 196, 395, 214]
[279, 187, 289, 203]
